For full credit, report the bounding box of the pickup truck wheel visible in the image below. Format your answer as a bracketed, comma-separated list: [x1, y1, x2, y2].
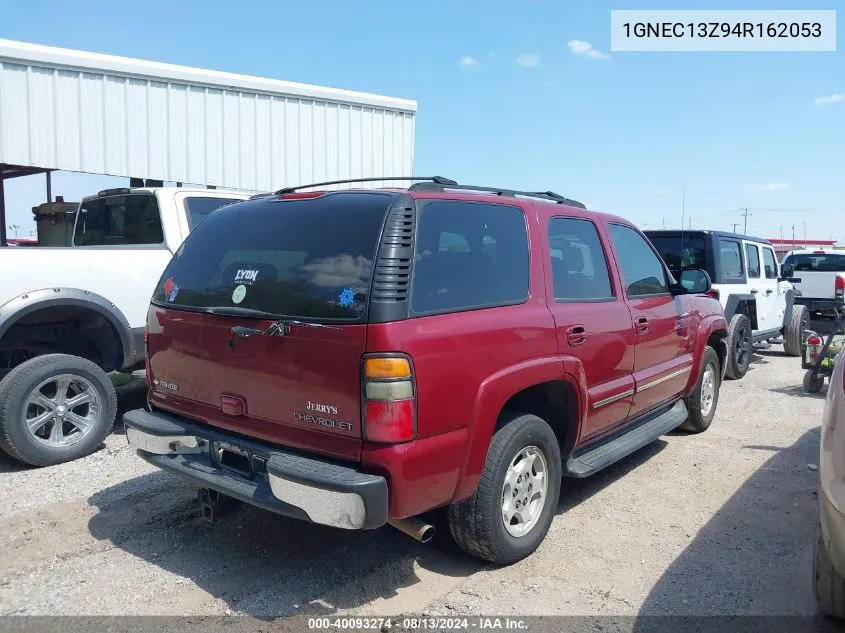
[0, 354, 117, 467]
[783, 305, 809, 357]
[724, 314, 752, 380]
[448, 412, 561, 565]
[815, 527, 845, 619]
[678, 346, 720, 433]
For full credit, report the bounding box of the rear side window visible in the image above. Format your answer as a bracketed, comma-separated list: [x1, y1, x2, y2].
[762, 247, 778, 279]
[783, 253, 845, 272]
[184, 197, 243, 228]
[152, 192, 394, 321]
[745, 244, 761, 278]
[74, 194, 164, 246]
[608, 224, 669, 297]
[718, 239, 745, 282]
[548, 218, 614, 301]
[647, 234, 707, 276]
[410, 201, 529, 315]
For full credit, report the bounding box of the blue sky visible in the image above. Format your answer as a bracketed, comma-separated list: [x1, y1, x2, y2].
[2, 0, 843, 240]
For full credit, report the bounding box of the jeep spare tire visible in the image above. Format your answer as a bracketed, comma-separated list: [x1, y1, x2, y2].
[0, 354, 117, 467]
[725, 313, 752, 380]
[783, 304, 809, 357]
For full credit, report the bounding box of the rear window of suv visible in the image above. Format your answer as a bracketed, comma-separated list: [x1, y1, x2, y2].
[783, 253, 845, 272]
[151, 192, 394, 321]
[647, 234, 707, 276]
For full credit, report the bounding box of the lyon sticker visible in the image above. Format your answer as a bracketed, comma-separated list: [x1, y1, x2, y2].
[232, 284, 247, 304]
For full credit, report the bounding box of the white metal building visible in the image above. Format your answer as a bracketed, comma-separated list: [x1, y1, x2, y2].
[0, 38, 417, 244]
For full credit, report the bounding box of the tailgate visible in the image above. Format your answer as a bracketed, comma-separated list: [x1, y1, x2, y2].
[146, 306, 366, 461]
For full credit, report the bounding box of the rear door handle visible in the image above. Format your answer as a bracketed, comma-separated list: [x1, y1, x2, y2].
[765, 289, 773, 295]
[750, 289, 759, 295]
[567, 325, 587, 347]
[635, 317, 649, 335]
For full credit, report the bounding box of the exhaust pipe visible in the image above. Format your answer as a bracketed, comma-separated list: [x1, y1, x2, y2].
[387, 517, 435, 543]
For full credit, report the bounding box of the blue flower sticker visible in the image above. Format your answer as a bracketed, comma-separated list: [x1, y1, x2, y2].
[338, 288, 355, 307]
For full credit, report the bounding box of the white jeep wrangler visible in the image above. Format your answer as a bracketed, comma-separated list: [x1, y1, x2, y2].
[646, 230, 808, 379]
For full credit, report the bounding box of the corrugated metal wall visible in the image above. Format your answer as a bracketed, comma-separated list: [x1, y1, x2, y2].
[0, 52, 415, 191]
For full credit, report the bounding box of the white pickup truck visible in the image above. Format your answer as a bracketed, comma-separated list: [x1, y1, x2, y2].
[781, 249, 845, 301]
[0, 186, 251, 466]
[781, 249, 845, 332]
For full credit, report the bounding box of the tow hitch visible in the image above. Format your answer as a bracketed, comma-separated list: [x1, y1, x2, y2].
[197, 488, 239, 523]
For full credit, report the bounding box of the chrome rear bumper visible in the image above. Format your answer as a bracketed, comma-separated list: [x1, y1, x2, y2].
[124, 409, 388, 531]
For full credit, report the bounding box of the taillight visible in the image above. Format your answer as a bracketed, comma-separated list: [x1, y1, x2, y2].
[362, 355, 416, 443]
[835, 275, 844, 299]
[705, 289, 720, 301]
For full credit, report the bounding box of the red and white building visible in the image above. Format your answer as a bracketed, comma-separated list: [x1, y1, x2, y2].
[767, 239, 842, 261]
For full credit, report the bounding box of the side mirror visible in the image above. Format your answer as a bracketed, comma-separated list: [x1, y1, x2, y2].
[677, 268, 712, 294]
[780, 263, 794, 278]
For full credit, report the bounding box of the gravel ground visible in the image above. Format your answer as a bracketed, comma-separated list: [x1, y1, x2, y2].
[0, 342, 828, 617]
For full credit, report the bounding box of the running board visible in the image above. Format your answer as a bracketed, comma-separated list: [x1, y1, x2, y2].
[564, 400, 688, 478]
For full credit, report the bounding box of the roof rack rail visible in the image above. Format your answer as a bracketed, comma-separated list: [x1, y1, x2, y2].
[273, 176, 457, 196]
[408, 182, 586, 209]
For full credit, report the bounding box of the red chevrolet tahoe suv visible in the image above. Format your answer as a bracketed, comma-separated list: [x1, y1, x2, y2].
[124, 176, 728, 564]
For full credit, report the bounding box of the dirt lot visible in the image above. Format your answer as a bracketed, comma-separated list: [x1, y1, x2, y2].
[0, 342, 829, 617]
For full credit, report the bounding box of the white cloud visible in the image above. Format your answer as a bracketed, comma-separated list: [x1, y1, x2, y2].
[744, 182, 790, 192]
[567, 40, 610, 60]
[459, 55, 480, 69]
[516, 53, 541, 68]
[814, 94, 845, 106]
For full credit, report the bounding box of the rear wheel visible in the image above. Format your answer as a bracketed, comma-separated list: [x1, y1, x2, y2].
[783, 304, 809, 357]
[448, 412, 561, 564]
[0, 354, 117, 466]
[724, 314, 752, 380]
[679, 346, 721, 433]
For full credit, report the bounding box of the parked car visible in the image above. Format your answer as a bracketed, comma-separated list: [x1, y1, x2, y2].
[782, 249, 845, 334]
[124, 176, 728, 564]
[645, 230, 807, 380]
[0, 186, 251, 467]
[816, 347, 845, 618]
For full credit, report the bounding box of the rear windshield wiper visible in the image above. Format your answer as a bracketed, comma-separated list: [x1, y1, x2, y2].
[230, 319, 342, 338]
[202, 306, 344, 337]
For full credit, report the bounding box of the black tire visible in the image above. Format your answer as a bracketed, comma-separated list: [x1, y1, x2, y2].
[448, 412, 562, 565]
[804, 370, 825, 394]
[0, 354, 117, 467]
[815, 528, 845, 619]
[783, 304, 809, 357]
[724, 313, 752, 380]
[679, 346, 720, 433]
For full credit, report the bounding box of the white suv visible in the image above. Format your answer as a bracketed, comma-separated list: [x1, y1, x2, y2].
[646, 230, 808, 379]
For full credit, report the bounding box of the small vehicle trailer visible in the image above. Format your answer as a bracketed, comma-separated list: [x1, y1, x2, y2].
[798, 296, 845, 393]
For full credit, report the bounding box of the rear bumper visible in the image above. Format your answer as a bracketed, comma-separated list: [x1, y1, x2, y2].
[820, 485, 845, 579]
[123, 408, 388, 530]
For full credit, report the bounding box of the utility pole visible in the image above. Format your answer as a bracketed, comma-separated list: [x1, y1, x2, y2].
[688, 217, 692, 230]
[792, 225, 796, 249]
[803, 220, 807, 243]
[779, 226, 783, 240]
[740, 208, 751, 234]
[662, 217, 666, 229]
[732, 223, 739, 233]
